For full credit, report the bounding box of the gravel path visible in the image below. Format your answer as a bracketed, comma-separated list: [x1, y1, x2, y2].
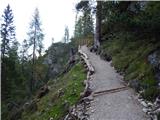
[81, 46, 150, 120]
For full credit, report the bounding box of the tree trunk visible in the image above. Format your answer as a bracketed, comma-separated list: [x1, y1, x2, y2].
[31, 27, 36, 93]
[32, 39, 36, 92]
[2, 34, 6, 59]
[1, 61, 6, 100]
[1, 38, 7, 100]
[94, 1, 102, 49]
[69, 48, 75, 64]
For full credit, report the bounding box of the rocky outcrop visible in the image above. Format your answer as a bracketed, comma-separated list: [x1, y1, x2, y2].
[43, 42, 73, 80]
[148, 49, 160, 88]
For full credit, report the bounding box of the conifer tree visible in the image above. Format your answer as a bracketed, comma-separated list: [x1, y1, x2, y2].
[1, 4, 17, 100]
[63, 26, 69, 43]
[27, 8, 44, 92]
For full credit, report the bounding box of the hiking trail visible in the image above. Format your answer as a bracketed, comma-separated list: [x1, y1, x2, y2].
[81, 45, 149, 120]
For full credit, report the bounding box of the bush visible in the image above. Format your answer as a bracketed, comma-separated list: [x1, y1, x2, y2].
[142, 86, 159, 101]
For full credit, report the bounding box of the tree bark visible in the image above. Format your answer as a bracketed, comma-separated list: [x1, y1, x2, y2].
[1, 61, 6, 100]
[69, 48, 75, 64]
[94, 1, 102, 49]
[31, 26, 36, 93]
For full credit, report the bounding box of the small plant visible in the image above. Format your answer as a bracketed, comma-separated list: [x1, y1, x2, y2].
[142, 86, 159, 101]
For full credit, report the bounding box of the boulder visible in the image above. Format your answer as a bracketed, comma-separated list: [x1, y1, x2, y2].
[141, 101, 148, 107]
[36, 85, 49, 99]
[24, 100, 37, 113]
[58, 88, 65, 97]
[142, 108, 148, 113]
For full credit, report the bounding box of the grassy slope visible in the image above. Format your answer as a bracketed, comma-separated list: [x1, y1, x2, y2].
[22, 62, 86, 120]
[100, 32, 160, 101]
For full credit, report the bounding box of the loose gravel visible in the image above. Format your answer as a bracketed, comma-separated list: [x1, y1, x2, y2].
[81, 46, 150, 120]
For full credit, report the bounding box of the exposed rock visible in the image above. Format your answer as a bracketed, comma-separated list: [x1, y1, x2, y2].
[49, 117, 53, 120]
[148, 49, 160, 88]
[43, 42, 74, 79]
[23, 102, 30, 110]
[91, 109, 95, 113]
[137, 94, 160, 119]
[36, 85, 49, 99]
[24, 100, 37, 113]
[142, 107, 152, 113]
[147, 102, 153, 107]
[58, 88, 65, 97]
[141, 101, 148, 107]
[138, 98, 143, 102]
[48, 85, 51, 90]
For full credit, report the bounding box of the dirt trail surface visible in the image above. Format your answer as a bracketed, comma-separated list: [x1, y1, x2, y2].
[81, 46, 149, 120]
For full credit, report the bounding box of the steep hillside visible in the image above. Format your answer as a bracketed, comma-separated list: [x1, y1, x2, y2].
[99, 32, 160, 101]
[21, 62, 86, 120]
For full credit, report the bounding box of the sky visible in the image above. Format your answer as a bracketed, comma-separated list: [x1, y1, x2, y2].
[0, 0, 78, 49]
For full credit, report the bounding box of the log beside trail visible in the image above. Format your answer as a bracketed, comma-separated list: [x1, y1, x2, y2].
[64, 46, 95, 120]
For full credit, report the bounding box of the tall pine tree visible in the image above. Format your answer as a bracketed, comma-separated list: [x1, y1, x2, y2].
[75, 1, 93, 39]
[19, 39, 29, 73]
[1, 4, 18, 101]
[27, 8, 44, 92]
[74, 16, 83, 39]
[1, 4, 16, 58]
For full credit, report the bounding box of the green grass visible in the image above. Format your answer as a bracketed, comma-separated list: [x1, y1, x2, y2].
[100, 32, 160, 100]
[22, 62, 86, 120]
